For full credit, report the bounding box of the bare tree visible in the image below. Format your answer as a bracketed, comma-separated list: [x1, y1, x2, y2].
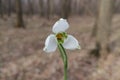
[91, 0, 115, 59]
[46, 0, 50, 19]
[0, 0, 3, 17]
[28, 0, 34, 15]
[91, 0, 100, 37]
[15, 0, 25, 28]
[39, 0, 44, 17]
[49, 0, 54, 16]
[8, 0, 12, 16]
[61, 0, 71, 19]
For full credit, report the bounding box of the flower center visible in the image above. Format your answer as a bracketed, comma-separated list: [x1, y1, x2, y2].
[56, 32, 68, 43]
[56, 33, 63, 40]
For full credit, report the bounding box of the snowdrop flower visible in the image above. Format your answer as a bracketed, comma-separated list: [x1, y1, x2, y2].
[43, 18, 80, 53]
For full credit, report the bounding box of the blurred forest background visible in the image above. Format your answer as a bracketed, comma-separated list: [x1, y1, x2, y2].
[0, 0, 120, 80]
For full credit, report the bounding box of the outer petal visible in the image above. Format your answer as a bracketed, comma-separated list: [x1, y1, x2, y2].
[63, 35, 80, 50]
[43, 34, 57, 53]
[52, 18, 69, 33]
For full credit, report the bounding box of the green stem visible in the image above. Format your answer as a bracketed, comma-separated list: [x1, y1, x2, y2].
[58, 43, 68, 80]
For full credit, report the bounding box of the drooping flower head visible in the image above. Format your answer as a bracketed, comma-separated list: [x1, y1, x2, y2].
[43, 18, 80, 53]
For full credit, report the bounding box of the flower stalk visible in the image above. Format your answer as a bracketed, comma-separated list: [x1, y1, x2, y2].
[58, 43, 68, 80]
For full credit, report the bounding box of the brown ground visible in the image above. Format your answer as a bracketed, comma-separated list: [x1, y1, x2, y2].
[0, 15, 120, 80]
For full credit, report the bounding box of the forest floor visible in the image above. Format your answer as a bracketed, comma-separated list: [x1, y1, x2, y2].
[0, 15, 120, 80]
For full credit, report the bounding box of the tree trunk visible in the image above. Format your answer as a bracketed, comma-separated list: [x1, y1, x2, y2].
[61, 0, 71, 19]
[15, 0, 25, 28]
[28, 0, 34, 15]
[39, 0, 44, 17]
[49, 0, 54, 16]
[0, 0, 3, 17]
[46, 0, 50, 19]
[8, 0, 11, 16]
[91, 0, 115, 60]
[91, 0, 100, 37]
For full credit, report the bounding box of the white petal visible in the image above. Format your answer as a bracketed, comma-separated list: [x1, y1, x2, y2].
[43, 34, 57, 53]
[52, 18, 69, 33]
[63, 35, 80, 50]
